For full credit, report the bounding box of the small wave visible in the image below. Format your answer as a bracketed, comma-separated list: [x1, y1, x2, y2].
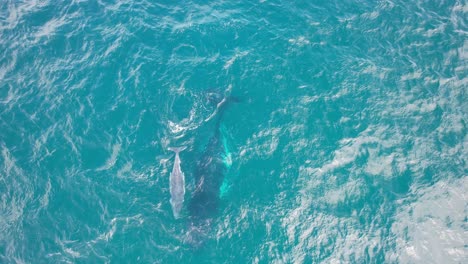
[96, 143, 121, 171]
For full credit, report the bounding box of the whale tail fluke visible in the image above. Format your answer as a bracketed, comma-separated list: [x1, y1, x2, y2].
[168, 146, 187, 154]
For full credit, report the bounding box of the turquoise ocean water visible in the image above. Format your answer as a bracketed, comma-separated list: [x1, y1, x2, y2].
[0, 0, 466, 263]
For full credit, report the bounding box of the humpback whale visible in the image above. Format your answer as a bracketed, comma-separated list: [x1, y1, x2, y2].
[186, 96, 237, 247]
[168, 146, 187, 219]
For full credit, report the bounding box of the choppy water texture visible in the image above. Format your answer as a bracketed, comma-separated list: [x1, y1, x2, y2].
[1, 0, 467, 263]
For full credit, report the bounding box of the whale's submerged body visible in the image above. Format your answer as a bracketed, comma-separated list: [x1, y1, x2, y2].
[186, 97, 235, 248]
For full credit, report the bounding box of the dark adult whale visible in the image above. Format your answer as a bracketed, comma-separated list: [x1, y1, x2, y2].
[185, 96, 236, 248]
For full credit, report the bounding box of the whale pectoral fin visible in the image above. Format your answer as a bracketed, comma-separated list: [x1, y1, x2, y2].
[220, 127, 233, 169]
[222, 152, 232, 168]
[219, 179, 230, 198]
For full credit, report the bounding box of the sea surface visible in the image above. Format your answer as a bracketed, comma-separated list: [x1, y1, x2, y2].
[0, 0, 467, 263]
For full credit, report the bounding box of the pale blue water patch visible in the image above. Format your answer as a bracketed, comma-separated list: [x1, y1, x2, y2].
[0, 0, 466, 263]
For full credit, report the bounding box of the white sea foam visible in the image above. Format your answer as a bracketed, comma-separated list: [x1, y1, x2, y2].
[288, 36, 310, 46]
[35, 17, 67, 39]
[96, 143, 121, 171]
[224, 50, 249, 70]
[39, 178, 51, 209]
[387, 177, 467, 263]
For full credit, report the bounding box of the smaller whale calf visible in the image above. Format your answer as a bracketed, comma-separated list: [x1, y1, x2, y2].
[168, 146, 187, 219]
